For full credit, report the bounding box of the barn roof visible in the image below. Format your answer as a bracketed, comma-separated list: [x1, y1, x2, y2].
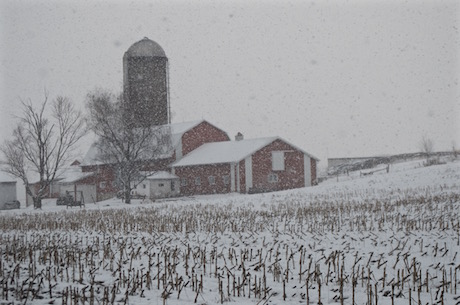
[0, 171, 16, 183]
[146, 171, 179, 180]
[82, 119, 226, 166]
[171, 136, 318, 167]
[172, 137, 319, 167]
[57, 167, 95, 184]
[28, 165, 94, 184]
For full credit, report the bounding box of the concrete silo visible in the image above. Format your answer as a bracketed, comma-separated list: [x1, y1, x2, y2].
[123, 37, 170, 127]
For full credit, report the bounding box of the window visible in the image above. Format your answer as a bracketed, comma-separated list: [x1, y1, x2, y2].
[272, 151, 285, 171]
[195, 177, 201, 186]
[99, 181, 106, 189]
[181, 178, 187, 186]
[158, 183, 164, 187]
[142, 184, 146, 189]
[268, 173, 278, 183]
[222, 175, 230, 185]
[171, 181, 176, 191]
[208, 176, 216, 185]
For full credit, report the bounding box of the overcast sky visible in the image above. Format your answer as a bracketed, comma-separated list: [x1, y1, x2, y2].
[1, 0, 459, 167]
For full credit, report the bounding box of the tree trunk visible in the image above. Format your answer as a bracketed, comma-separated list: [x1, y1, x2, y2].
[34, 197, 42, 209]
[124, 189, 131, 204]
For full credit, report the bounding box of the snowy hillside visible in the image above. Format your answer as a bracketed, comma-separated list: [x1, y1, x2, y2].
[0, 159, 459, 305]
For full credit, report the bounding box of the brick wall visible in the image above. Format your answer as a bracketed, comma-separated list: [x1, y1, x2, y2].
[181, 122, 229, 156]
[174, 164, 231, 196]
[251, 139, 305, 193]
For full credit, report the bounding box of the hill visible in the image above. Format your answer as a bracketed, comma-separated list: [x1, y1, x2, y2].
[0, 159, 459, 305]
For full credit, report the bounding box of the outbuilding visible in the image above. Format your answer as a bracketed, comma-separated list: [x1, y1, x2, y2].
[0, 171, 18, 209]
[133, 171, 180, 200]
[172, 136, 319, 195]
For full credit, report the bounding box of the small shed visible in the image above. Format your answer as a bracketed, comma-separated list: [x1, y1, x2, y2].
[134, 171, 180, 200]
[27, 166, 96, 205]
[56, 167, 96, 204]
[0, 171, 18, 209]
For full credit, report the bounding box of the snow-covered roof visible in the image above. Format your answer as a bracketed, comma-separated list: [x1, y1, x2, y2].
[172, 136, 320, 167]
[82, 143, 102, 166]
[172, 137, 277, 167]
[146, 171, 179, 180]
[82, 120, 212, 166]
[0, 171, 16, 183]
[170, 120, 203, 148]
[56, 167, 94, 184]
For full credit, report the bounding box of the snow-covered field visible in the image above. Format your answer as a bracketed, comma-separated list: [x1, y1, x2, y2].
[1, 159, 459, 305]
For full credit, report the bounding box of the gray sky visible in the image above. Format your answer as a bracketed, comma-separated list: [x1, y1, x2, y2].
[1, 0, 459, 167]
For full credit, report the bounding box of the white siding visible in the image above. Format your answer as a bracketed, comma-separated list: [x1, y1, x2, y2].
[245, 156, 253, 192]
[304, 154, 312, 186]
[175, 137, 183, 159]
[272, 151, 285, 171]
[230, 163, 236, 192]
[236, 163, 240, 193]
[148, 179, 180, 199]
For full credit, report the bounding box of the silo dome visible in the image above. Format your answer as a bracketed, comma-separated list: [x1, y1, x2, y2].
[125, 37, 166, 57]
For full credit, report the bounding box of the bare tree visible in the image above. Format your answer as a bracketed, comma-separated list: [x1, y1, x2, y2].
[0, 93, 86, 209]
[419, 134, 434, 157]
[86, 89, 172, 204]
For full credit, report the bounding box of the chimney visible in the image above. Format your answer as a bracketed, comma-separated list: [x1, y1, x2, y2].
[235, 132, 244, 141]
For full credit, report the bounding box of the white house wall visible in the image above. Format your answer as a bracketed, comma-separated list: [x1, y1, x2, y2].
[230, 163, 236, 192]
[245, 156, 253, 192]
[236, 163, 240, 193]
[148, 179, 180, 199]
[175, 137, 183, 160]
[135, 181, 150, 198]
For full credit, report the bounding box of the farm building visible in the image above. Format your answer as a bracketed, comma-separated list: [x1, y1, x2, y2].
[75, 38, 320, 200]
[27, 164, 97, 205]
[172, 136, 318, 195]
[0, 171, 18, 209]
[81, 119, 230, 200]
[132, 171, 180, 200]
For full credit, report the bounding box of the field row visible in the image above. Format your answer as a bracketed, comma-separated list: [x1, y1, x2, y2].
[0, 190, 459, 304]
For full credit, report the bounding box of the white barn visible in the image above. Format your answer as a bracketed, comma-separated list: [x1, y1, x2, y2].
[0, 171, 18, 209]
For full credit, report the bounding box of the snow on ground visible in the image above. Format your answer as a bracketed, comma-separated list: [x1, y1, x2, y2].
[0, 159, 459, 305]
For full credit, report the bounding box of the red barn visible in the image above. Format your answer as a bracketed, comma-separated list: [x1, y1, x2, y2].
[81, 120, 230, 200]
[172, 136, 318, 195]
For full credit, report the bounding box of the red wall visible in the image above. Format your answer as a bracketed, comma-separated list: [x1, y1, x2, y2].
[82, 164, 118, 201]
[174, 139, 316, 195]
[250, 139, 305, 193]
[174, 164, 231, 196]
[181, 122, 229, 156]
[82, 157, 174, 201]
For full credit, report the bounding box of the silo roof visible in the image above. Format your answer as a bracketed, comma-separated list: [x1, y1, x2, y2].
[125, 37, 166, 57]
